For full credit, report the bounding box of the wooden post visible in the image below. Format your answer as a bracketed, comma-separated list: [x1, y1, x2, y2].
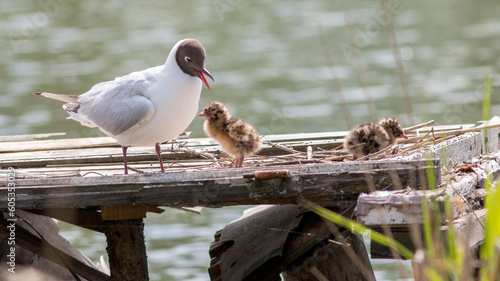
[101, 205, 163, 281]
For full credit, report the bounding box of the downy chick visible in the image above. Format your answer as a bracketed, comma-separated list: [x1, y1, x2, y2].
[199, 101, 260, 168]
[344, 118, 408, 159]
[377, 118, 408, 145]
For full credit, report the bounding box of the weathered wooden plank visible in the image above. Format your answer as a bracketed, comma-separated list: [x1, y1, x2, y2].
[0, 212, 110, 281]
[355, 155, 500, 227]
[0, 132, 66, 142]
[209, 205, 306, 281]
[0, 139, 343, 168]
[209, 205, 375, 281]
[0, 160, 439, 210]
[0, 132, 348, 154]
[2, 159, 439, 187]
[396, 132, 483, 168]
[26, 208, 105, 233]
[283, 230, 375, 281]
[355, 189, 426, 226]
[446, 209, 486, 249]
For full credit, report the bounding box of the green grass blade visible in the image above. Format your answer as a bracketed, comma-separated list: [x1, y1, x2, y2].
[480, 177, 500, 280]
[422, 198, 435, 259]
[444, 197, 457, 260]
[482, 67, 492, 121]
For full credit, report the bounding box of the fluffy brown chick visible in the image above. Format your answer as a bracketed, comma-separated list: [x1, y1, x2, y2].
[344, 118, 408, 159]
[199, 101, 261, 168]
[377, 118, 408, 145]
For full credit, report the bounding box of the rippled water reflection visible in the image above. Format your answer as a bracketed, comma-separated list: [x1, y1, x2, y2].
[2, 0, 500, 280]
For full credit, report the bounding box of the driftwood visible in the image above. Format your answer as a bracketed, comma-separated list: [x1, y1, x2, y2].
[209, 205, 374, 281]
[0, 210, 109, 281]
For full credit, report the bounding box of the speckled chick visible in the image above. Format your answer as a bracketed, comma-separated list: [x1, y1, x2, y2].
[199, 101, 261, 168]
[344, 118, 408, 159]
[377, 118, 408, 145]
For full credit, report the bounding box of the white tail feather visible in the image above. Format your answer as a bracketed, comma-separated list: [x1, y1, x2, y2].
[33, 92, 79, 104]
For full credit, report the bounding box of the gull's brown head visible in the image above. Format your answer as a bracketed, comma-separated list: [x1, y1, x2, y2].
[175, 39, 214, 89]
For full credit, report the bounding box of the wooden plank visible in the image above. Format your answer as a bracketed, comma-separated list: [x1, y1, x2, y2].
[447, 209, 486, 249]
[355, 189, 426, 226]
[5, 159, 439, 187]
[396, 132, 483, 168]
[0, 139, 343, 168]
[0, 136, 118, 153]
[0, 132, 66, 142]
[355, 154, 500, 227]
[0, 132, 347, 154]
[209, 205, 306, 281]
[0, 214, 110, 281]
[355, 173, 480, 227]
[0, 160, 439, 210]
[26, 208, 106, 233]
[101, 205, 164, 220]
[283, 230, 375, 281]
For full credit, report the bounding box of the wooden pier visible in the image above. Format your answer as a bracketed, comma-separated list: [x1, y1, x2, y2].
[0, 120, 499, 280]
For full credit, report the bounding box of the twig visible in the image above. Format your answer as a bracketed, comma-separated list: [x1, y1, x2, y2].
[323, 155, 349, 161]
[399, 130, 433, 154]
[264, 141, 303, 154]
[127, 166, 145, 174]
[404, 120, 435, 132]
[81, 171, 105, 177]
[428, 122, 500, 138]
[177, 147, 218, 162]
[328, 143, 345, 151]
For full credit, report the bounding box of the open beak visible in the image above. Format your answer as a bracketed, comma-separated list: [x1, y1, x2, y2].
[198, 111, 206, 117]
[195, 67, 214, 90]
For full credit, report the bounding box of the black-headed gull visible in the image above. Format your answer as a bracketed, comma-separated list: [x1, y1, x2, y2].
[344, 118, 408, 159]
[35, 38, 213, 174]
[199, 101, 261, 168]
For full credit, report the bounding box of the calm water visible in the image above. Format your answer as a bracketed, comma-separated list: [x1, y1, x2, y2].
[2, 0, 500, 280]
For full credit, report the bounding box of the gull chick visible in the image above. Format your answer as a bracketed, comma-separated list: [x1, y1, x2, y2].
[199, 101, 260, 168]
[34, 38, 213, 174]
[378, 117, 408, 145]
[344, 118, 408, 159]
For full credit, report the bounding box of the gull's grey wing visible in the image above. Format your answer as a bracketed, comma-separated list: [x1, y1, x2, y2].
[76, 75, 156, 136]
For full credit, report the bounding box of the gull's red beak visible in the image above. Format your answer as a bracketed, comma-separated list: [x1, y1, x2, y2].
[195, 68, 214, 90]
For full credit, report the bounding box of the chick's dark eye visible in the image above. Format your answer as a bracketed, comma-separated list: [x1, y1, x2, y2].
[211, 107, 216, 112]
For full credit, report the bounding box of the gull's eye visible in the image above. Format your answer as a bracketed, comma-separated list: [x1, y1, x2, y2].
[184, 56, 192, 63]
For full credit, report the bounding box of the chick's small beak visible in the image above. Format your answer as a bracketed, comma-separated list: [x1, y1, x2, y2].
[195, 67, 214, 90]
[198, 111, 207, 117]
[402, 133, 408, 139]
